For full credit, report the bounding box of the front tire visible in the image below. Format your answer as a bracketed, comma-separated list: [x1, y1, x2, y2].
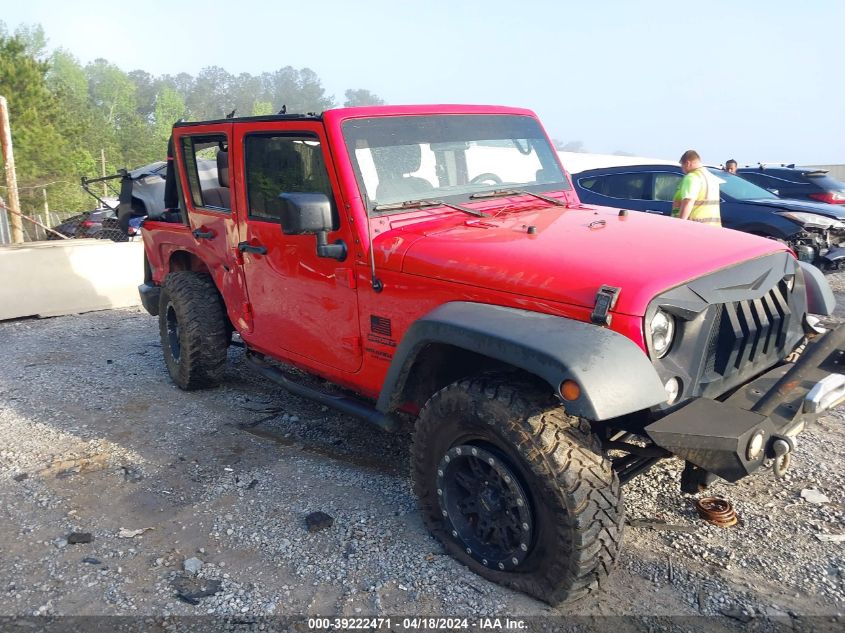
[158, 272, 229, 390]
[411, 373, 623, 604]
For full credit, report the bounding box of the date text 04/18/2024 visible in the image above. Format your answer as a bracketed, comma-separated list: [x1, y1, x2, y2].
[306, 617, 527, 630]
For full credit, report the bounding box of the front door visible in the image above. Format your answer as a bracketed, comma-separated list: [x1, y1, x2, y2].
[231, 121, 362, 373]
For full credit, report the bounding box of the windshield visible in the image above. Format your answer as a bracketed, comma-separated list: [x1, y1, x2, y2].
[708, 168, 779, 201]
[342, 115, 568, 214]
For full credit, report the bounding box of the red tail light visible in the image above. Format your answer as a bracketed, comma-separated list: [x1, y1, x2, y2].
[80, 220, 96, 228]
[809, 192, 845, 204]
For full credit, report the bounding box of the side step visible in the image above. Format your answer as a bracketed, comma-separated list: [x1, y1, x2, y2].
[244, 352, 401, 432]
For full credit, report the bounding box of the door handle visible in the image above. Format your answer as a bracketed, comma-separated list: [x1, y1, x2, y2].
[237, 241, 268, 255]
[192, 228, 214, 239]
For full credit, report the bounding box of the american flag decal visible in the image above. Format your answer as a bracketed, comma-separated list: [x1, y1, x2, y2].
[370, 315, 392, 337]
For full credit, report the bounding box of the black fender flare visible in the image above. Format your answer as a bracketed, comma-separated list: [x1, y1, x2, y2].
[376, 302, 668, 421]
[798, 260, 835, 316]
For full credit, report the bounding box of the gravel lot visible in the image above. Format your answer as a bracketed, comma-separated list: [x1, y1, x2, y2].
[0, 274, 844, 631]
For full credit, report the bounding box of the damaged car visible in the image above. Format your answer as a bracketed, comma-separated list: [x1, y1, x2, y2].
[572, 164, 845, 269]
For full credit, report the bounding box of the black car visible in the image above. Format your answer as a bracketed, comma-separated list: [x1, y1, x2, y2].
[736, 165, 845, 205]
[572, 164, 845, 267]
[48, 208, 116, 239]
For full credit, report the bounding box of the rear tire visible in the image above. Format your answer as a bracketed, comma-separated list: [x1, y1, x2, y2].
[411, 373, 623, 604]
[158, 272, 228, 390]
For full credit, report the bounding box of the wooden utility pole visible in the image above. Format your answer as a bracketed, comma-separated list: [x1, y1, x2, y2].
[0, 96, 24, 244]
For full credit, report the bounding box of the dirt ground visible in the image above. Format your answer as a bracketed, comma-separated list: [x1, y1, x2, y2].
[0, 275, 843, 632]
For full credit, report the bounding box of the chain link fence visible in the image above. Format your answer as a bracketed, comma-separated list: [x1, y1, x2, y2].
[0, 202, 136, 245]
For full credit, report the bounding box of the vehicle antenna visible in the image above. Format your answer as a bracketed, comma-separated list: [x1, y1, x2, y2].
[363, 208, 383, 293]
[226, 109, 237, 119]
[278, 105, 287, 115]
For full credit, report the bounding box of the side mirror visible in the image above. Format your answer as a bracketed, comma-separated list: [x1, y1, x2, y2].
[279, 192, 333, 235]
[278, 192, 346, 261]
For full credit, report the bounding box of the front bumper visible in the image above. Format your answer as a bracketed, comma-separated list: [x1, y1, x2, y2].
[645, 324, 845, 482]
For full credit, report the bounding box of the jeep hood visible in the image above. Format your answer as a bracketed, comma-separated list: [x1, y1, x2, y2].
[383, 206, 788, 317]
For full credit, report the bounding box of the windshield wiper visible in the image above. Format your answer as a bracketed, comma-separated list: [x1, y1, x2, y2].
[373, 198, 489, 217]
[469, 188, 567, 206]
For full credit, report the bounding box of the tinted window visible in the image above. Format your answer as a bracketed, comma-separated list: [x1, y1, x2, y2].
[653, 173, 682, 201]
[244, 135, 334, 222]
[804, 172, 845, 190]
[579, 177, 601, 193]
[590, 173, 649, 200]
[180, 135, 230, 211]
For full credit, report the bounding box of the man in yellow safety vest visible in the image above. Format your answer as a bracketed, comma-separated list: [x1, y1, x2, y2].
[672, 150, 722, 227]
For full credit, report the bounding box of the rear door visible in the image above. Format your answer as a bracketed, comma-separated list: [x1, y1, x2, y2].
[231, 121, 362, 373]
[578, 171, 671, 215]
[174, 124, 251, 329]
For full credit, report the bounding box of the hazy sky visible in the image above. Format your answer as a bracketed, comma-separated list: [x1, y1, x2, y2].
[3, 0, 844, 164]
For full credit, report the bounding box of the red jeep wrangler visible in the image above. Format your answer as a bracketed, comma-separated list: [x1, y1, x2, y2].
[136, 104, 845, 604]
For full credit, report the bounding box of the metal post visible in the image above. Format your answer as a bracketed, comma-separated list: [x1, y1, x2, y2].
[39, 188, 49, 240]
[101, 148, 107, 198]
[0, 96, 24, 244]
[0, 194, 9, 245]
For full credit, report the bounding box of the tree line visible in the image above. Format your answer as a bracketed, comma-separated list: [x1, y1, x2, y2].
[0, 22, 385, 221]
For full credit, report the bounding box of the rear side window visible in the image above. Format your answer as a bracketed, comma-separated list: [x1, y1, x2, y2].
[180, 135, 231, 211]
[244, 134, 335, 223]
[804, 172, 845, 190]
[579, 177, 601, 193]
[587, 173, 649, 200]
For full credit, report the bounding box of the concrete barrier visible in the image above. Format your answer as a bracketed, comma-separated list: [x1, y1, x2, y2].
[0, 239, 144, 320]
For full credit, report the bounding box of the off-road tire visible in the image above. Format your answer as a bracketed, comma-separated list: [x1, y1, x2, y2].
[158, 272, 228, 390]
[411, 373, 623, 604]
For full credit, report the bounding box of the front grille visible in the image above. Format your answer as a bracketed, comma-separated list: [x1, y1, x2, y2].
[705, 281, 791, 379]
[649, 252, 806, 406]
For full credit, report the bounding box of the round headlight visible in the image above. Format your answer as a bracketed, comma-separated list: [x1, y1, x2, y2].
[747, 430, 766, 460]
[650, 310, 675, 358]
[664, 377, 681, 404]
